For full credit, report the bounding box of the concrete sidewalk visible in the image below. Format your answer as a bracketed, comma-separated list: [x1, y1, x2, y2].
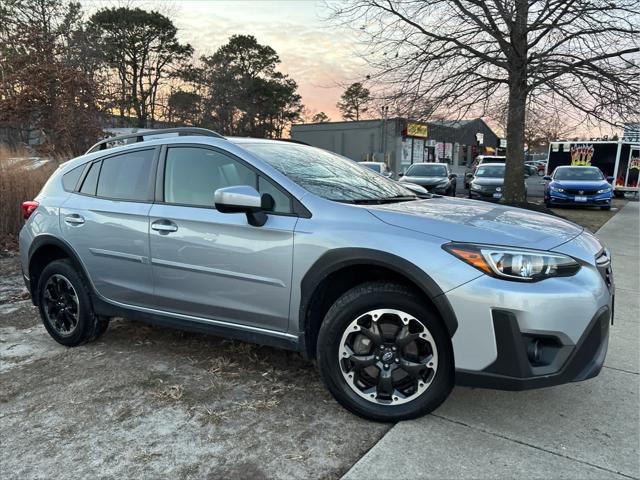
[344, 202, 640, 480]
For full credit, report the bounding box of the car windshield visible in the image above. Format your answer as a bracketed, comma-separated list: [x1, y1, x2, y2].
[475, 165, 505, 177]
[406, 164, 447, 177]
[361, 163, 382, 173]
[240, 143, 415, 203]
[554, 167, 603, 181]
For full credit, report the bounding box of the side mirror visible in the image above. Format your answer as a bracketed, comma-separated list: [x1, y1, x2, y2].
[398, 173, 404, 178]
[465, 172, 473, 178]
[606, 176, 614, 182]
[214, 185, 273, 227]
[543, 175, 552, 181]
[449, 173, 457, 179]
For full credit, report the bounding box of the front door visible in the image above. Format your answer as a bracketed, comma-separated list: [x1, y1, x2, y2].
[148, 145, 297, 332]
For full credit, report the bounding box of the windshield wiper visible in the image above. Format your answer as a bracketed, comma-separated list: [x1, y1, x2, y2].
[344, 195, 418, 205]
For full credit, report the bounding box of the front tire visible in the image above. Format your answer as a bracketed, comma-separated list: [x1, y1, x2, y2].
[317, 282, 454, 422]
[37, 259, 109, 346]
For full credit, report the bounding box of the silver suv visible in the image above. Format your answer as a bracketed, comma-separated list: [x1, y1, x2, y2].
[19, 128, 613, 422]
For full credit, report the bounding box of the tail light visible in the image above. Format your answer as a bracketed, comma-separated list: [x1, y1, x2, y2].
[22, 201, 39, 220]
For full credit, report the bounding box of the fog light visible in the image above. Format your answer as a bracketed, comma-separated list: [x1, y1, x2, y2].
[527, 339, 543, 365]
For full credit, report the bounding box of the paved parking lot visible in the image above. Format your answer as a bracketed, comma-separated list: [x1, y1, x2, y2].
[1, 202, 638, 480]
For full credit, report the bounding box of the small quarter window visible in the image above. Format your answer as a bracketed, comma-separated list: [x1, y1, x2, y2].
[258, 176, 292, 214]
[62, 165, 84, 191]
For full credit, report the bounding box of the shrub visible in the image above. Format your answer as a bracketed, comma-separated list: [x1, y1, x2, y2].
[0, 145, 60, 250]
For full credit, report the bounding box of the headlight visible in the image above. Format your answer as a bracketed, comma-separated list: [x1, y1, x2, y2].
[597, 187, 611, 194]
[471, 184, 483, 190]
[550, 186, 564, 192]
[443, 243, 581, 281]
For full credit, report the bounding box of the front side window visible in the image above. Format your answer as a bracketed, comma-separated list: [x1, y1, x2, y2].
[240, 143, 414, 202]
[96, 149, 154, 201]
[164, 147, 257, 208]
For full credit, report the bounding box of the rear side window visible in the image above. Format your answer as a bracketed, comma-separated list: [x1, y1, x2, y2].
[96, 149, 154, 201]
[62, 165, 83, 191]
[79, 161, 100, 195]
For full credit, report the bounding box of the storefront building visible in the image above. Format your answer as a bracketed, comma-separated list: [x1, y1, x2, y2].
[291, 117, 500, 173]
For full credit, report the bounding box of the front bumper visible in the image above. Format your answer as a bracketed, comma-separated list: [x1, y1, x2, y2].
[547, 191, 612, 207]
[455, 306, 610, 390]
[447, 254, 613, 390]
[469, 188, 502, 201]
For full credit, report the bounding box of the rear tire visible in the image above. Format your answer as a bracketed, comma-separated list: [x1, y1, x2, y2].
[37, 259, 109, 346]
[317, 281, 454, 422]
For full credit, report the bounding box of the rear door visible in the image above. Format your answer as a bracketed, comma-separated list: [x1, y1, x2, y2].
[148, 145, 297, 332]
[60, 147, 158, 307]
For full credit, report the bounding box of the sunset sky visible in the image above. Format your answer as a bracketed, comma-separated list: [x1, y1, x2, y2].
[84, 0, 368, 121]
[79, 0, 625, 137]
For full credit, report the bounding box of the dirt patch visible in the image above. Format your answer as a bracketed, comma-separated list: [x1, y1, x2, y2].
[0, 255, 388, 479]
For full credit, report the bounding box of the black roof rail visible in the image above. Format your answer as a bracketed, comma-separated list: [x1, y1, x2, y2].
[85, 127, 225, 154]
[274, 138, 310, 146]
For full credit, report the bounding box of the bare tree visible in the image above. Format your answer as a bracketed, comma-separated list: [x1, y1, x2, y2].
[331, 0, 640, 202]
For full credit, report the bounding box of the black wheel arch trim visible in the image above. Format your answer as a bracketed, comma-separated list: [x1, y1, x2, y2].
[299, 248, 459, 342]
[27, 234, 92, 305]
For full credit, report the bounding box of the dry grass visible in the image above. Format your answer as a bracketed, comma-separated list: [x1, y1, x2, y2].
[0, 145, 60, 249]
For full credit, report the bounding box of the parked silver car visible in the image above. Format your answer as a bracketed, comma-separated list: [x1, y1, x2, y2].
[20, 129, 613, 422]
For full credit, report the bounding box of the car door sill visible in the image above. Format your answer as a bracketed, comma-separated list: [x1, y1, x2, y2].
[92, 291, 298, 342]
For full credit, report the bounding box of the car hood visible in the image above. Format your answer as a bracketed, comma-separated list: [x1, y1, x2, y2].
[402, 176, 449, 186]
[551, 180, 610, 189]
[472, 177, 504, 186]
[367, 196, 583, 250]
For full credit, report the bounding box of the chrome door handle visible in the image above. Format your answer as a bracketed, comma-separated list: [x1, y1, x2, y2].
[64, 214, 85, 225]
[151, 220, 178, 233]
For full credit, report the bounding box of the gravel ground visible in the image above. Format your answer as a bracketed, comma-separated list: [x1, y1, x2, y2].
[0, 255, 388, 480]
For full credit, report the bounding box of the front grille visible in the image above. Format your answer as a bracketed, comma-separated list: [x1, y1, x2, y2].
[564, 188, 598, 195]
[596, 249, 613, 289]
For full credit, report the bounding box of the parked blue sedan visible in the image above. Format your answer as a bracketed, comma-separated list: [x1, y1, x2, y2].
[544, 166, 613, 210]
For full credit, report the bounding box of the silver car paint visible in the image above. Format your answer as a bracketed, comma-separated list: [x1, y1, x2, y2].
[60, 194, 155, 307]
[366, 197, 584, 250]
[148, 202, 297, 331]
[19, 135, 612, 374]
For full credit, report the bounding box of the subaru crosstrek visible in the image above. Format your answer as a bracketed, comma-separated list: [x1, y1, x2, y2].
[544, 165, 613, 210]
[19, 128, 614, 422]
